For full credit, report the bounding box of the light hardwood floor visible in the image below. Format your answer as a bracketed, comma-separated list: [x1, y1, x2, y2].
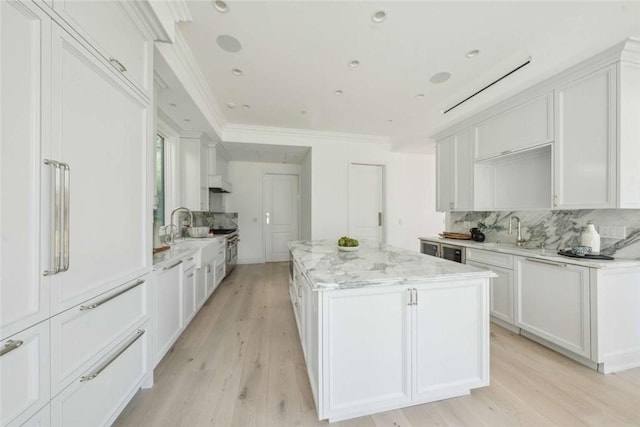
[114, 263, 640, 427]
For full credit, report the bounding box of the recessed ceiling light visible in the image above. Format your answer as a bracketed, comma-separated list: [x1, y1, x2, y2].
[415, 94, 425, 99]
[226, 102, 235, 109]
[349, 60, 360, 67]
[231, 68, 243, 76]
[216, 35, 242, 53]
[335, 89, 343, 96]
[387, 119, 393, 123]
[301, 110, 307, 115]
[430, 72, 451, 84]
[242, 104, 250, 110]
[466, 49, 480, 58]
[213, 0, 228, 13]
[372, 10, 386, 23]
[183, 119, 191, 122]
[169, 103, 177, 108]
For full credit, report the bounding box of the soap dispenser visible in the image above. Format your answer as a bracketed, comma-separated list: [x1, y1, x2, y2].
[581, 222, 601, 255]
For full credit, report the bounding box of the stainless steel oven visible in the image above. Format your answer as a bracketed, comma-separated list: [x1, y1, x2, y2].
[419, 239, 466, 264]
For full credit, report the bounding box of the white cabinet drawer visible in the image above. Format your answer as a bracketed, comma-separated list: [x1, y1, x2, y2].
[50, 278, 147, 395]
[1, 321, 50, 427]
[466, 248, 514, 269]
[51, 327, 148, 427]
[52, 0, 151, 97]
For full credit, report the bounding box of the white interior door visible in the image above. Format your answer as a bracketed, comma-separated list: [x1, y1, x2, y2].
[349, 163, 384, 243]
[265, 174, 299, 262]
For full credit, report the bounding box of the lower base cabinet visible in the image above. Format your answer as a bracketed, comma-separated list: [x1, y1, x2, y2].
[155, 261, 182, 364]
[51, 326, 149, 427]
[291, 267, 490, 422]
[0, 321, 50, 427]
[515, 257, 591, 358]
[20, 404, 50, 427]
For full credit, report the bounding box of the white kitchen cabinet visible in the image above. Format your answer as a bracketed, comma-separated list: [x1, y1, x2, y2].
[155, 260, 183, 363]
[19, 403, 51, 427]
[473, 92, 553, 161]
[318, 280, 489, 421]
[50, 326, 149, 427]
[0, 0, 51, 340]
[0, 321, 50, 427]
[554, 65, 617, 209]
[413, 283, 488, 401]
[182, 263, 197, 326]
[50, 277, 148, 396]
[49, 26, 150, 315]
[515, 257, 591, 358]
[436, 129, 473, 211]
[466, 248, 515, 326]
[51, 0, 153, 98]
[180, 133, 210, 211]
[196, 267, 207, 308]
[322, 287, 412, 420]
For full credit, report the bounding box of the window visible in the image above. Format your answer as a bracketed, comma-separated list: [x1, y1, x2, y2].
[154, 134, 165, 224]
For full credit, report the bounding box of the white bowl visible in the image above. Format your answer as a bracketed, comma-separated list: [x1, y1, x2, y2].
[338, 246, 359, 252]
[186, 226, 209, 238]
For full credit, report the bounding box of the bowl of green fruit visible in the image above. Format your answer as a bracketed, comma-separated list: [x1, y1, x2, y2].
[338, 236, 359, 251]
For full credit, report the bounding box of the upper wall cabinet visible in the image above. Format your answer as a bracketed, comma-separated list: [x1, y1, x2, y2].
[436, 130, 473, 212]
[52, 0, 153, 99]
[554, 65, 617, 209]
[180, 134, 210, 211]
[473, 92, 553, 161]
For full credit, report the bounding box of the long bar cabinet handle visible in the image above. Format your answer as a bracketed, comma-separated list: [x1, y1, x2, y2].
[43, 159, 61, 276]
[525, 257, 567, 268]
[60, 162, 70, 272]
[109, 57, 127, 72]
[79, 279, 145, 311]
[163, 260, 183, 271]
[80, 330, 145, 382]
[413, 288, 418, 305]
[407, 288, 413, 306]
[0, 340, 23, 357]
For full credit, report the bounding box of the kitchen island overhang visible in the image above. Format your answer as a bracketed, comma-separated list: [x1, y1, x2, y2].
[288, 241, 496, 422]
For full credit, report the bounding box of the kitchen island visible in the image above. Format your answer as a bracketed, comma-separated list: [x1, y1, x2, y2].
[288, 240, 495, 422]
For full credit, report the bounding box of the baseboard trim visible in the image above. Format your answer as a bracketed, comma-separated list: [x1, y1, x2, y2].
[238, 258, 265, 264]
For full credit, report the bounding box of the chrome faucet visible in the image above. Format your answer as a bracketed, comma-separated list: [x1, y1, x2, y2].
[168, 207, 194, 243]
[509, 216, 526, 247]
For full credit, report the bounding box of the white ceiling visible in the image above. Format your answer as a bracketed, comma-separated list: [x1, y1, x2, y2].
[178, 1, 640, 151]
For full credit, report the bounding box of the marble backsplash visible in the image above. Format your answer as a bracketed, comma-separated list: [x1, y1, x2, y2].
[447, 210, 640, 259]
[192, 211, 238, 230]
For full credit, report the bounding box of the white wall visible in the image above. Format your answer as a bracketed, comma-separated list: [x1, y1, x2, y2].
[226, 161, 302, 263]
[310, 141, 444, 251]
[300, 149, 312, 240]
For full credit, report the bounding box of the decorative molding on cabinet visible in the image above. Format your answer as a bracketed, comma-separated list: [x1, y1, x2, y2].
[431, 37, 640, 141]
[120, 1, 169, 42]
[223, 123, 391, 148]
[166, 0, 193, 23]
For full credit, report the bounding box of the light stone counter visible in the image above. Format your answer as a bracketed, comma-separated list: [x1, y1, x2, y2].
[418, 236, 640, 269]
[152, 236, 226, 269]
[288, 240, 494, 290]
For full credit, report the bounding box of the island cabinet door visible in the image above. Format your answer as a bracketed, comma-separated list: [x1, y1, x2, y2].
[412, 280, 489, 402]
[322, 287, 412, 421]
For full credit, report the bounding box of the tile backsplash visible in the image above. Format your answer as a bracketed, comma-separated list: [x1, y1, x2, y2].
[192, 211, 238, 230]
[447, 209, 640, 259]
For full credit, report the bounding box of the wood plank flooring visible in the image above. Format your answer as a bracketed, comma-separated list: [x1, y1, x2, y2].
[114, 263, 640, 426]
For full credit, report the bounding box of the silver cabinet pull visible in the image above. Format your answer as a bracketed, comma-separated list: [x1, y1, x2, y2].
[413, 288, 418, 305]
[60, 162, 70, 272]
[407, 288, 413, 306]
[0, 340, 23, 357]
[187, 273, 194, 278]
[525, 257, 567, 268]
[187, 257, 194, 261]
[163, 260, 183, 271]
[80, 329, 144, 382]
[378, 212, 382, 226]
[501, 150, 512, 155]
[108, 57, 127, 72]
[79, 279, 144, 311]
[43, 159, 62, 276]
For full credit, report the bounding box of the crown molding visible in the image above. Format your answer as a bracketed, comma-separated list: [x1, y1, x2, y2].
[156, 108, 182, 135]
[166, 0, 193, 23]
[223, 124, 391, 148]
[431, 37, 640, 141]
[124, 1, 171, 42]
[179, 130, 206, 139]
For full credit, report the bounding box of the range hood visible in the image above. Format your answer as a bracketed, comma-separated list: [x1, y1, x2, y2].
[208, 175, 232, 193]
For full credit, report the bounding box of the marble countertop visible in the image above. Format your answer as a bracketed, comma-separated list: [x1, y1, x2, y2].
[153, 236, 225, 269]
[418, 237, 640, 269]
[288, 240, 495, 290]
